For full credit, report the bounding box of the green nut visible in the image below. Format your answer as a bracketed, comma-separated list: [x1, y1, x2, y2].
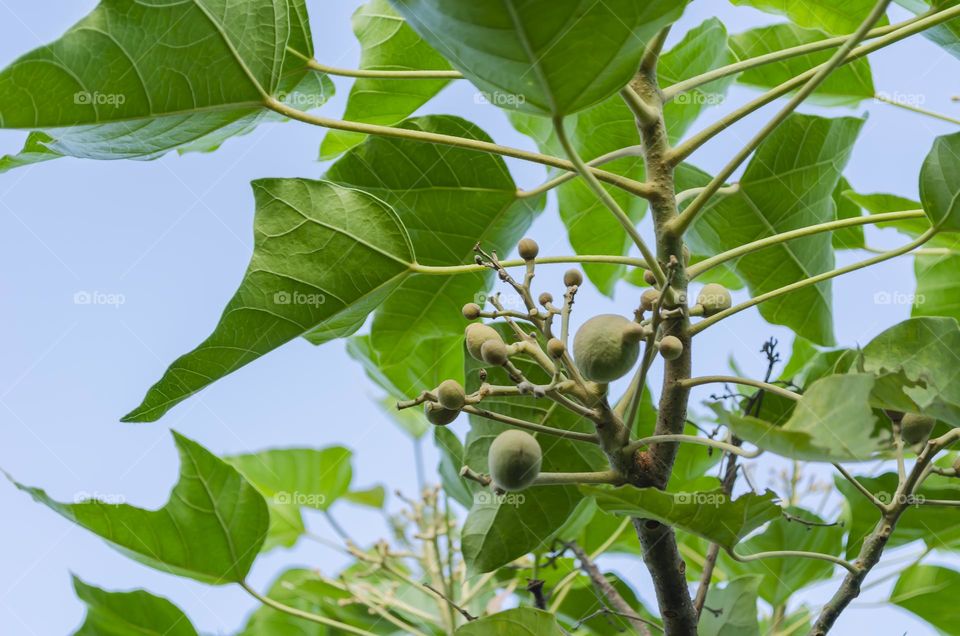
[465, 323, 502, 361]
[640, 288, 661, 312]
[424, 402, 459, 426]
[697, 284, 732, 316]
[436, 379, 466, 410]
[547, 338, 566, 359]
[481, 338, 509, 366]
[518, 237, 539, 260]
[488, 429, 542, 491]
[900, 413, 936, 445]
[573, 314, 641, 383]
[659, 335, 684, 360]
[462, 303, 482, 320]
[564, 268, 583, 288]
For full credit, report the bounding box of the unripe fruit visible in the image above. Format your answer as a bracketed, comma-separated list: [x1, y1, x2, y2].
[659, 335, 684, 360]
[901, 413, 936, 445]
[424, 402, 459, 426]
[436, 379, 466, 410]
[488, 429, 542, 491]
[481, 339, 509, 366]
[465, 323, 502, 361]
[518, 238, 539, 260]
[640, 288, 661, 311]
[462, 303, 482, 320]
[564, 268, 583, 287]
[573, 314, 641, 383]
[643, 270, 657, 286]
[547, 338, 566, 359]
[697, 284, 732, 316]
[538, 292, 553, 306]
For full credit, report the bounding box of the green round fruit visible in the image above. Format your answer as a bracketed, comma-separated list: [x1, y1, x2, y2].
[518, 238, 539, 260]
[659, 335, 684, 360]
[465, 323, 502, 361]
[640, 289, 661, 311]
[643, 270, 657, 286]
[437, 379, 466, 410]
[547, 338, 566, 359]
[564, 269, 583, 287]
[488, 429, 542, 491]
[697, 284, 732, 316]
[573, 314, 641, 383]
[481, 339, 509, 366]
[901, 413, 936, 445]
[538, 292, 553, 306]
[424, 402, 459, 426]
[462, 303, 482, 320]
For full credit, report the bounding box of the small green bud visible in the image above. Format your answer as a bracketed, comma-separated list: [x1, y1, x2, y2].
[640, 288, 661, 311]
[643, 270, 657, 286]
[518, 237, 539, 260]
[436, 379, 466, 410]
[547, 338, 566, 358]
[538, 292, 554, 306]
[481, 338, 509, 366]
[658, 335, 684, 360]
[563, 268, 583, 288]
[462, 303, 482, 320]
[424, 402, 459, 426]
[488, 429, 542, 491]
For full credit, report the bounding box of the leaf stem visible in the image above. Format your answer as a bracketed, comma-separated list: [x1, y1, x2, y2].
[690, 229, 936, 336]
[461, 405, 599, 443]
[240, 581, 375, 635]
[687, 210, 926, 279]
[833, 463, 887, 511]
[622, 433, 762, 459]
[726, 548, 858, 574]
[533, 470, 625, 486]
[676, 376, 801, 401]
[668, 0, 892, 236]
[516, 145, 645, 199]
[552, 116, 666, 285]
[306, 58, 462, 79]
[874, 91, 960, 125]
[264, 98, 654, 199]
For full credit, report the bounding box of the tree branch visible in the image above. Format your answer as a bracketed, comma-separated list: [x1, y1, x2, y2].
[567, 541, 653, 635]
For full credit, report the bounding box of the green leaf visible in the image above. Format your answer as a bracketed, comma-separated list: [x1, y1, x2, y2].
[10, 432, 268, 584]
[0, 0, 328, 164]
[920, 131, 960, 232]
[580, 486, 781, 550]
[893, 0, 960, 61]
[683, 114, 865, 345]
[861, 316, 960, 425]
[342, 485, 387, 509]
[319, 0, 453, 159]
[260, 502, 306, 552]
[697, 575, 762, 636]
[729, 24, 874, 106]
[226, 447, 353, 511]
[730, 0, 884, 34]
[507, 18, 731, 294]
[721, 507, 843, 606]
[391, 0, 688, 116]
[455, 608, 565, 636]
[0, 132, 59, 174]
[326, 115, 541, 402]
[125, 179, 415, 422]
[890, 565, 960, 633]
[435, 426, 475, 510]
[461, 328, 607, 572]
[726, 373, 883, 462]
[72, 576, 198, 636]
[915, 251, 960, 322]
[832, 177, 866, 249]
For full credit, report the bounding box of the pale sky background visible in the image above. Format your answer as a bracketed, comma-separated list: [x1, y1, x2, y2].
[0, 1, 957, 634]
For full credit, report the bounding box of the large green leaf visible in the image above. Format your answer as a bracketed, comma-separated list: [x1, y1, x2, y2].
[861, 316, 960, 426]
[461, 328, 607, 572]
[894, 0, 960, 61]
[320, 0, 453, 159]
[390, 0, 687, 116]
[890, 565, 960, 633]
[507, 18, 732, 294]
[455, 608, 565, 636]
[684, 114, 864, 345]
[72, 576, 198, 636]
[725, 374, 883, 462]
[730, 0, 883, 34]
[0, 0, 328, 166]
[832, 177, 866, 249]
[580, 486, 781, 550]
[10, 432, 268, 584]
[125, 179, 415, 422]
[325, 116, 540, 406]
[721, 508, 843, 606]
[729, 23, 874, 106]
[920, 131, 960, 232]
[915, 252, 960, 322]
[697, 576, 762, 636]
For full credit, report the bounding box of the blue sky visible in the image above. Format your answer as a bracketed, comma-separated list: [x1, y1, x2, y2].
[0, 1, 956, 634]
